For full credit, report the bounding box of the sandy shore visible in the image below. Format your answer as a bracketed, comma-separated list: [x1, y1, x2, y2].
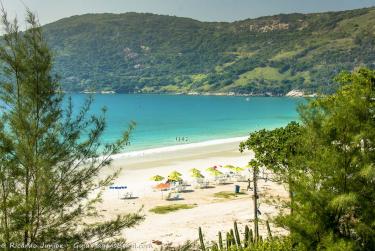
[96, 138, 288, 250]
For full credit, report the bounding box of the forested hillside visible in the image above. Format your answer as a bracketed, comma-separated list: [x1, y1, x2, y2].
[43, 7, 375, 95]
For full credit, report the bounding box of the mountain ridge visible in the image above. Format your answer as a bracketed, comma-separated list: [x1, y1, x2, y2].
[42, 6, 375, 95]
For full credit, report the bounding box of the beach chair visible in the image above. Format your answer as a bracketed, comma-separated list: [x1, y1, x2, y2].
[224, 172, 235, 182]
[215, 177, 223, 185]
[121, 192, 133, 199]
[182, 181, 189, 190]
[221, 177, 227, 184]
[202, 180, 209, 188]
[165, 192, 172, 200]
[236, 175, 247, 182]
[178, 185, 185, 192]
[194, 179, 204, 189]
[166, 193, 181, 201]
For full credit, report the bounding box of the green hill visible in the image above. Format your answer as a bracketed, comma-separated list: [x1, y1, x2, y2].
[43, 7, 375, 95]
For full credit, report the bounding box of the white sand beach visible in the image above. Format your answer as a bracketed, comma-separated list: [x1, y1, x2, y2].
[97, 138, 288, 250]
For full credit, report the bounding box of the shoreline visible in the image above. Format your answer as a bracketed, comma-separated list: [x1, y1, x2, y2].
[113, 136, 248, 160]
[69, 92, 313, 98]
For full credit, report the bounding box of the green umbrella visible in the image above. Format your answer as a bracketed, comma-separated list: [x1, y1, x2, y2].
[150, 175, 164, 182]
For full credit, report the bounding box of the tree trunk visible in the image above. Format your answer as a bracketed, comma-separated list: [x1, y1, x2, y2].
[253, 166, 259, 241]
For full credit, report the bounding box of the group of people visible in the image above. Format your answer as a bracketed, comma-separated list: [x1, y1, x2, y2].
[175, 136, 188, 142]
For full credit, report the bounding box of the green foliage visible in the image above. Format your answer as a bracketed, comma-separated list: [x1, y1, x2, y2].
[41, 8, 375, 95]
[277, 68, 375, 250]
[199, 227, 206, 251]
[159, 241, 199, 251]
[239, 68, 375, 249]
[243, 68, 375, 250]
[266, 220, 272, 239]
[198, 224, 293, 251]
[234, 221, 242, 248]
[218, 231, 224, 250]
[240, 121, 302, 212]
[0, 9, 142, 249]
[213, 191, 245, 199]
[149, 204, 196, 214]
[240, 121, 301, 178]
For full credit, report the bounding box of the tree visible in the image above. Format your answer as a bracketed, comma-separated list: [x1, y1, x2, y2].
[0, 9, 142, 249]
[240, 69, 375, 250]
[240, 122, 302, 212]
[278, 68, 375, 250]
[248, 159, 261, 241]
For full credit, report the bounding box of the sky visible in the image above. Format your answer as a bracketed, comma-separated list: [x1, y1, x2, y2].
[1, 0, 375, 25]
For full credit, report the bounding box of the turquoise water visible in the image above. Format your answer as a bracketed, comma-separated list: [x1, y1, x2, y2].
[67, 94, 304, 151]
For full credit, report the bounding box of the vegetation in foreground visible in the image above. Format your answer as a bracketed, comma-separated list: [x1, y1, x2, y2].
[193, 68, 375, 250]
[0, 9, 142, 250]
[149, 204, 197, 214]
[199, 222, 291, 251]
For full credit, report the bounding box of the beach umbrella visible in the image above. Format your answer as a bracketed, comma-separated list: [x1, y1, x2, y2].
[154, 183, 170, 190]
[153, 183, 170, 199]
[168, 170, 183, 182]
[206, 167, 215, 172]
[206, 167, 222, 177]
[224, 165, 236, 170]
[192, 172, 204, 178]
[168, 171, 182, 177]
[190, 168, 201, 174]
[150, 175, 164, 182]
[168, 173, 183, 182]
[209, 169, 223, 177]
[224, 165, 244, 173]
[190, 168, 204, 178]
[232, 167, 244, 173]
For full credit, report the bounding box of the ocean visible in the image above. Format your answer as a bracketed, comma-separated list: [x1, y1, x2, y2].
[66, 94, 305, 152]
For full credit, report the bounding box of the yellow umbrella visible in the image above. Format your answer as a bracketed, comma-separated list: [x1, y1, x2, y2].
[191, 170, 204, 178]
[232, 167, 244, 173]
[206, 167, 222, 176]
[209, 169, 223, 177]
[150, 175, 164, 182]
[168, 174, 183, 182]
[169, 171, 182, 177]
[206, 167, 215, 172]
[190, 168, 201, 174]
[168, 171, 183, 182]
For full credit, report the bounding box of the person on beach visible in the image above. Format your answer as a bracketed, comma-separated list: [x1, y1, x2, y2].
[247, 178, 252, 191]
